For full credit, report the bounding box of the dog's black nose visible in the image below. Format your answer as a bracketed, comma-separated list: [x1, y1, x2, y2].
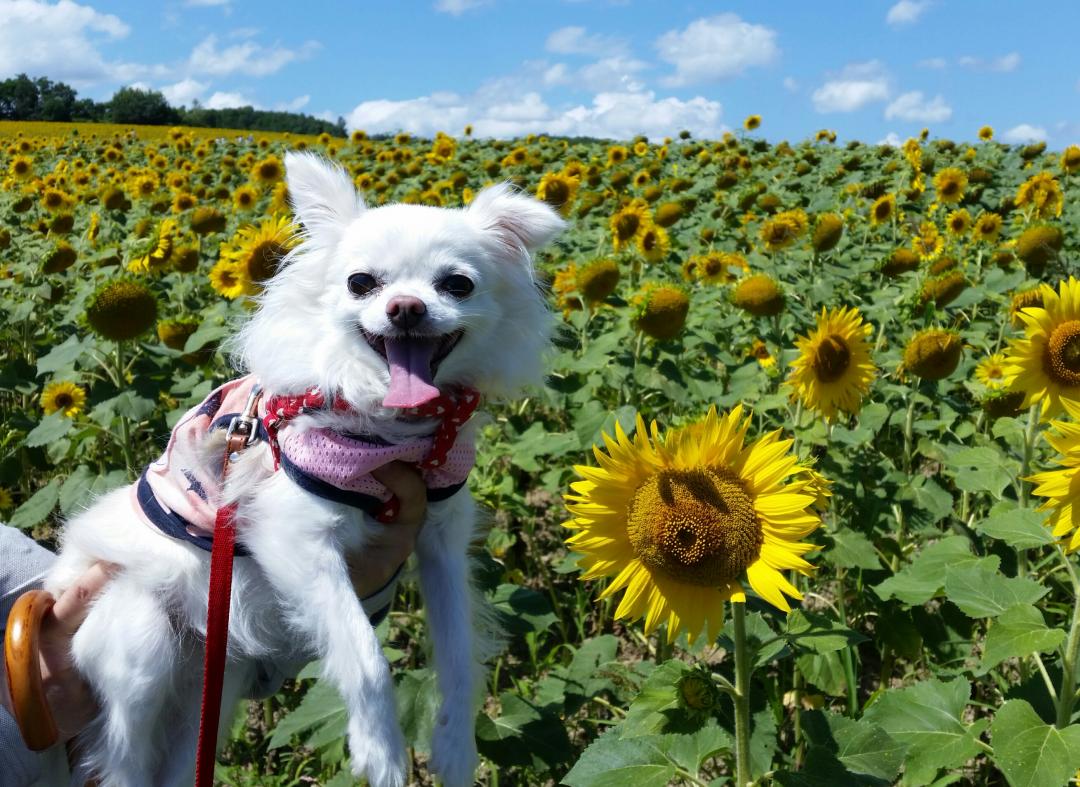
[386, 296, 427, 330]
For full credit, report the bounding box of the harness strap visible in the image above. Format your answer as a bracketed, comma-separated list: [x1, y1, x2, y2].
[195, 384, 262, 787]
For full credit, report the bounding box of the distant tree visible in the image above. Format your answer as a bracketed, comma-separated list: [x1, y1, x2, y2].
[108, 87, 180, 125]
[35, 77, 77, 121]
[71, 97, 106, 122]
[0, 73, 41, 120]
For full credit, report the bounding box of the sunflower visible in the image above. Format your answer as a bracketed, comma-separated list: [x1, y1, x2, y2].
[972, 212, 1003, 244]
[208, 259, 250, 300]
[933, 167, 967, 204]
[811, 213, 844, 253]
[911, 221, 944, 262]
[0, 487, 12, 511]
[252, 155, 284, 185]
[41, 381, 86, 417]
[978, 126, 994, 142]
[1016, 225, 1063, 271]
[1003, 277, 1080, 419]
[743, 115, 762, 131]
[945, 208, 972, 237]
[759, 210, 807, 252]
[536, 172, 580, 217]
[233, 184, 259, 211]
[786, 306, 876, 422]
[8, 155, 33, 178]
[749, 339, 776, 370]
[1010, 288, 1045, 327]
[975, 353, 1009, 390]
[607, 145, 629, 167]
[86, 278, 158, 341]
[902, 329, 963, 380]
[575, 258, 620, 304]
[563, 405, 820, 643]
[609, 199, 651, 251]
[695, 251, 747, 285]
[1015, 172, 1063, 220]
[1028, 420, 1080, 551]
[637, 224, 670, 264]
[633, 283, 689, 340]
[733, 274, 784, 317]
[1062, 145, 1080, 175]
[128, 218, 177, 275]
[220, 215, 298, 288]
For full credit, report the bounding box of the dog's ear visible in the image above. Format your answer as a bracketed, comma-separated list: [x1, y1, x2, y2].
[466, 183, 565, 256]
[284, 152, 365, 238]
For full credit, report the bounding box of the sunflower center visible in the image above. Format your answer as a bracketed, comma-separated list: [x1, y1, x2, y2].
[54, 393, 72, 409]
[615, 213, 640, 240]
[626, 468, 762, 586]
[813, 335, 851, 383]
[1046, 320, 1080, 386]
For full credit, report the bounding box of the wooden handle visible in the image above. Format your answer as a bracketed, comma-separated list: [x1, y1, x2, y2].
[4, 589, 59, 751]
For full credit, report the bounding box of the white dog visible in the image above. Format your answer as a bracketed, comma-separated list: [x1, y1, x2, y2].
[43, 152, 564, 787]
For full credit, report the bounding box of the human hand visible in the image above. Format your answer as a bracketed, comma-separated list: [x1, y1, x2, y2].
[1, 562, 115, 744]
[346, 461, 427, 598]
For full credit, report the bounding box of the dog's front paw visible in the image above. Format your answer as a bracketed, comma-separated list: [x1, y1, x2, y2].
[348, 716, 407, 787]
[429, 711, 479, 787]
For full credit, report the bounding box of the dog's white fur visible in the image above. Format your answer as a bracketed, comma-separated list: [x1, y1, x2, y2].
[44, 152, 564, 787]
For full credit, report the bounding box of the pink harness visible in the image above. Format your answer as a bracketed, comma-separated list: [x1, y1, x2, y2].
[133, 375, 479, 549]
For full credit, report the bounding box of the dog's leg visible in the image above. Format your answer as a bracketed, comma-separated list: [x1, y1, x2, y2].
[416, 499, 480, 787]
[242, 491, 406, 787]
[69, 575, 178, 787]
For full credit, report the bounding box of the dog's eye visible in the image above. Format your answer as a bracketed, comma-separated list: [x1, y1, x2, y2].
[439, 274, 474, 298]
[347, 272, 379, 297]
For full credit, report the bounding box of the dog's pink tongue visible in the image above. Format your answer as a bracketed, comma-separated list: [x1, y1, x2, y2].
[382, 336, 441, 408]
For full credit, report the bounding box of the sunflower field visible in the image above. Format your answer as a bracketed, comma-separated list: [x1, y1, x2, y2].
[3, 118, 1080, 786]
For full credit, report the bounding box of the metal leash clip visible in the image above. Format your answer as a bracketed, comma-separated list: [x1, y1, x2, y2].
[225, 383, 263, 462]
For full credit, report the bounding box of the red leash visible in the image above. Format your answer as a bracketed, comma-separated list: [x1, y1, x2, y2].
[194, 387, 262, 787]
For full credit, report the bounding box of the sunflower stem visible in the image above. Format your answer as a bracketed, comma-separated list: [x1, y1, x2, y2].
[114, 341, 135, 475]
[835, 568, 859, 717]
[1020, 404, 1040, 509]
[902, 395, 917, 475]
[1057, 550, 1080, 728]
[732, 602, 753, 787]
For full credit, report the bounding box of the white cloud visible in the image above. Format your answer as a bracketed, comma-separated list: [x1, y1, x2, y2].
[184, 0, 230, 6]
[188, 33, 319, 78]
[1002, 123, 1047, 143]
[274, 94, 310, 112]
[884, 91, 952, 122]
[161, 77, 207, 106]
[656, 14, 779, 86]
[545, 26, 626, 57]
[347, 88, 724, 141]
[0, 0, 148, 87]
[879, 132, 904, 146]
[917, 57, 947, 69]
[783, 76, 799, 92]
[812, 61, 890, 113]
[886, 0, 929, 26]
[433, 0, 490, 14]
[575, 57, 649, 92]
[205, 90, 259, 109]
[958, 52, 1021, 72]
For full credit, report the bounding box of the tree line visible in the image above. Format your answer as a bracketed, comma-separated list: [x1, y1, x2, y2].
[0, 74, 347, 137]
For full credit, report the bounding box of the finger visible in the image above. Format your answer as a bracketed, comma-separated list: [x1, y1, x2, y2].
[371, 462, 428, 527]
[50, 562, 117, 635]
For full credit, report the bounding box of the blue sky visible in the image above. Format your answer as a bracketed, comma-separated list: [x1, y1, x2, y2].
[2, 0, 1078, 146]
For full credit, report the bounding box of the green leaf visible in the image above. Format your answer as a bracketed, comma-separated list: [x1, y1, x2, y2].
[943, 446, 1012, 498]
[980, 604, 1066, 672]
[562, 729, 677, 787]
[797, 650, 848, 697]
[489, 583, 558, 635]
[9, 478, 61, 529]
[991, 699, 1080, 787]
[786, 609, 868, 654]
[976, 506, 1054, 550]
[396, 668, 440, 754]
[620, 659, 690, 737]
[59, 465, 95, 514]
[942, 556, 1048, 618]
[659, 722, 731, 774]
[268, 680, 346, 749]
[828, 714, 908, 781]
[23, 411, 73, 447]
[476, 693, 572, 771]
[873, 537, 977, 606]
[183, 320, 229, 353]
[827, 529, 881, 570]
[36, 334, 89, 376]
[861, 677, 986, 785]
